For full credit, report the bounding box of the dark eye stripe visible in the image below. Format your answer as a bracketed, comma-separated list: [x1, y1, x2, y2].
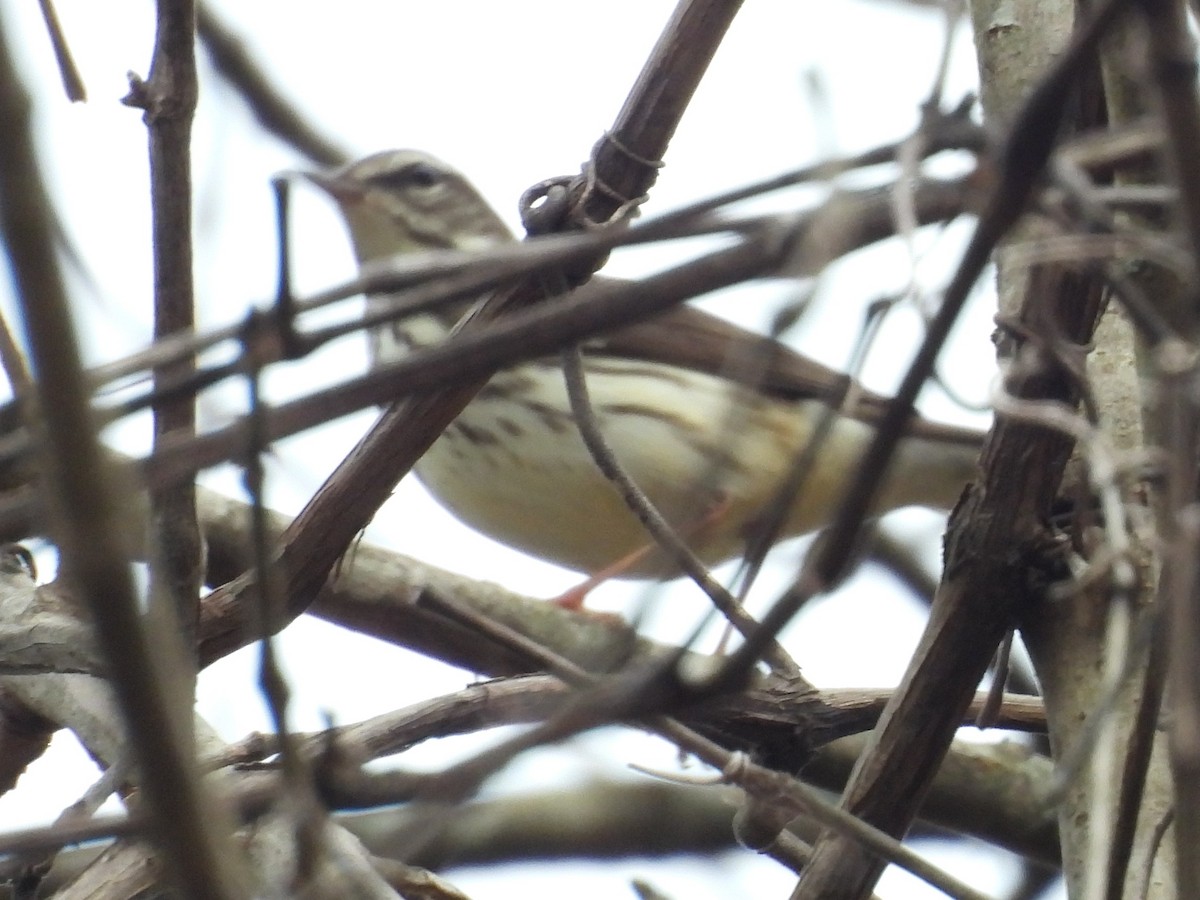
[369, 162, 445, 192]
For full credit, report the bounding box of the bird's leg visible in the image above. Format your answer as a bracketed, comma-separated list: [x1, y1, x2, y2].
[553, 544, 656, 611]
[552, 495, 733, 610]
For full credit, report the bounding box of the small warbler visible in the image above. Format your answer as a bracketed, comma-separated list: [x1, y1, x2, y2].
[307, 150, 983, 577]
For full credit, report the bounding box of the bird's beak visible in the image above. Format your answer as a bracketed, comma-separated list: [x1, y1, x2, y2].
[297, 169, 365, 205]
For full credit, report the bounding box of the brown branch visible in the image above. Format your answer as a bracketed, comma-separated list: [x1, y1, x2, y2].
[35, 0, 84, 102]
[0, 7, 243, 900]
[577, 0, 745, 230]
[1058, 7, 1177, 897]
[122, 3, 236, 893]
[198, 485, 1054, 863]
[1137, 0, 1200, 328]
[213, 672, 1046, 772]
[124, 0, 205, 676]
[20, 763, 1057, 892]
[196, 479, 1048, 737]
[790, 0, 1126, 893]
[0, 495, 1055, 878]
[1134, 1, 1200, 897]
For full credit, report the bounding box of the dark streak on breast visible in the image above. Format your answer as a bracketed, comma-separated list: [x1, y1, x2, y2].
[447, 421, 500, 446]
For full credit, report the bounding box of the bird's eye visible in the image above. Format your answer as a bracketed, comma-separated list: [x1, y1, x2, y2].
[371, 162, 444, 193]
[406, 163, 443, 189]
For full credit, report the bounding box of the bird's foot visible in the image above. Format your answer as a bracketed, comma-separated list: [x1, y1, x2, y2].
[551, 496, 733, 609]
[551, 543, 656, 610]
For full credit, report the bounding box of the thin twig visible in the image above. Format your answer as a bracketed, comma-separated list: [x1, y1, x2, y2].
[127, 0, 204, 701]
[0, 8, 242, 899]
[561, 346, 802, 678]
[34, 0, 84, 101]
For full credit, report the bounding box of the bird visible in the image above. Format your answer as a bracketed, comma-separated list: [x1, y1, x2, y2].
[304, 149, 985, 582]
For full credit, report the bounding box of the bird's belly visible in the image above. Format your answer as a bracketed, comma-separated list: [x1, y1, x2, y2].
[414, 362, 869, 576]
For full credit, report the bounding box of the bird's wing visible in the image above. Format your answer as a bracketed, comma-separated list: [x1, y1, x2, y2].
[589, 303, 985, 448]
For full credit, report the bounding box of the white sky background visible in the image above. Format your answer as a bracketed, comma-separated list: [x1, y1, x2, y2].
[0, 1, 1047, 897]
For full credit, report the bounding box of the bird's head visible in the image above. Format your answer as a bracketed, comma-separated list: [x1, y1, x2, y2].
[304, 150, 514, 263]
